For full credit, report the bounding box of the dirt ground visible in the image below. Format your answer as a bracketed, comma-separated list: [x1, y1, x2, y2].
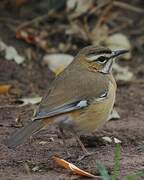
[0, 1, 144, 180]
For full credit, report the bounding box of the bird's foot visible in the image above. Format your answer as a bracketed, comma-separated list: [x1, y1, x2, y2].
[77, 151, 94, 161]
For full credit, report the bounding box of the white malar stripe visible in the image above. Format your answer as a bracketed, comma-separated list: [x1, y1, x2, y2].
[95, 97, 106, 102]
[101, 59, 113, 74]
[77, 100, 88, 108]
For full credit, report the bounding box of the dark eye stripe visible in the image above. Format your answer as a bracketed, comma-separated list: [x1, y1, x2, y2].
[96, 56, 109, 62]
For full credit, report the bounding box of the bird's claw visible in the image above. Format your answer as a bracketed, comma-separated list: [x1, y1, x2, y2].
[77, 151, 94, 161]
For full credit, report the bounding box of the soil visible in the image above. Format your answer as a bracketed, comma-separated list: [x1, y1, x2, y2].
[0, 1, 144, 180]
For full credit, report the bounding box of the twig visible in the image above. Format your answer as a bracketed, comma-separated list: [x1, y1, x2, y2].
[94, 3, 113, 30]
[0, 124, 22, 128]
[16, 10, 68, 31]
[113, 1, 144, 14]
[88, 0, 111, 15]
[16, 9, 62, 31]
[16, 13, 50, 31]
[108, 22, 130, 35]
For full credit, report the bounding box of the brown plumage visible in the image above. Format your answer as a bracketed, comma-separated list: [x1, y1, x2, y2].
[5, 46, 128, 152]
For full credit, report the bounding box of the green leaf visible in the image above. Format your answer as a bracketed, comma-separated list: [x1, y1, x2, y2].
[125, 175, 135, 180]
[96, 161, 110, 180]
[111, 144, 121, 180]
[125, 170, 144, 180]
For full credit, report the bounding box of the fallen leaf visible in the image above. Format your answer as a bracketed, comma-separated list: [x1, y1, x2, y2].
[105, 33, 131, 59]
[0, 39, 25, 64]
[0, 85, 11, 94]
[108, 108, 120, 121]
[53, 156, 97, 178]
[67, 0, 93, 18]
[5, 46, 25, 64]
[113, 63, 133, 81]
[114, 138, 121, 144]
[102, 137, 122, 144]
[102, 136, 112, 143]
[38, 141, 48, 145]
[43, 53, 74, 75]
[32, 165, 40, 172]
[0, 40, 7, 51]
[17, 96, 42, 106]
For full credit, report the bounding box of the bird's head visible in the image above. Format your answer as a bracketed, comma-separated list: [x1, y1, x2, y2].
[77, 46, 129, 74]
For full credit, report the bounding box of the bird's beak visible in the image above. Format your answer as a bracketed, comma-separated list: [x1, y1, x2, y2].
[110, 49, 129, 59]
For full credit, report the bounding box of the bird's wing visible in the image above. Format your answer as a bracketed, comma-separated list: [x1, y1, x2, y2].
[33, 100, 88, 120]
[34, 65, 109, 120]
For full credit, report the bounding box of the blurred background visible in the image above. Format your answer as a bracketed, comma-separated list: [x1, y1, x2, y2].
[0, 0, 144, 179]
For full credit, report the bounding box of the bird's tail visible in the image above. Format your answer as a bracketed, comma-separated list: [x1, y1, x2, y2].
[5, 118, 52, 149]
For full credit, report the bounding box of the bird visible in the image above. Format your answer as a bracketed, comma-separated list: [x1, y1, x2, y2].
[5, 45, 128, 158]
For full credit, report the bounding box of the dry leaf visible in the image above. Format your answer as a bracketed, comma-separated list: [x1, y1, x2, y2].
[32, 165, 40, 172]
[105, 33, 131, 59]
[38, 141, 48, 145]
[102, 137, 122, 144]
[0, 40, 7, 51]
[17, 97, 42, 106]
[108, 108, 120, 121]
[102, 136, 112, 143]
[113, 63, 133, 81]
[53, 156, 97, 178]
[0, 85, 11, 94]
[114, 138, 121, 144]
[0, 39, 25, 64]
[43, 54, 74, 75]
[67, 0, 93, 18]
[5, 46, 25, 64]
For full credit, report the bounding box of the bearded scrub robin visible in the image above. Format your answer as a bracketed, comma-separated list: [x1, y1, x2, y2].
[5, 46, 128, 158]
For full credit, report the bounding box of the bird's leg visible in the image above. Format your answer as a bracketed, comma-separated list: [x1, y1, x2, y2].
[72, 130, 94, 161]
[58, 115, 94, 160]
[75, 134, 89, 154]
[58, 126, 71, 158]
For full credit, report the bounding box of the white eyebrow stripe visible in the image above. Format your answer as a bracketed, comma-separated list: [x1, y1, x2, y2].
[87, 54, 110, 61]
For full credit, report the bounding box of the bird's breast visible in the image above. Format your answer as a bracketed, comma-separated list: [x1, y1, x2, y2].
[74, 80, 116, 132]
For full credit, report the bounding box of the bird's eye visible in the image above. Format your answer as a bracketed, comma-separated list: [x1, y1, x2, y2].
[96, 56, 108, 64]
